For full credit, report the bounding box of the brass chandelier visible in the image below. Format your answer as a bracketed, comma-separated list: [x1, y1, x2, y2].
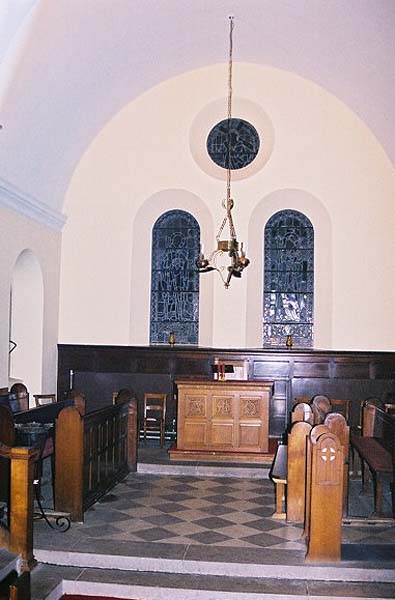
[196, 16, 250, 289]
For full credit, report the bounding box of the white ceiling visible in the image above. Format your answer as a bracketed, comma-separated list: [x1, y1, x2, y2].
[0, 0, 394, 219]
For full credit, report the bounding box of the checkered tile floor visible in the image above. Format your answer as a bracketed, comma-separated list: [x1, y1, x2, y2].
[36, 473, 394, 550]
[84, 474, 303, 549]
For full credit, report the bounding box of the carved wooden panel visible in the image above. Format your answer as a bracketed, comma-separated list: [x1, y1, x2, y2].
[240, 396, 260, 418]
[186, 396, 206, 417]
[175, 380, 271, 458]
[213, 395, 233, 417]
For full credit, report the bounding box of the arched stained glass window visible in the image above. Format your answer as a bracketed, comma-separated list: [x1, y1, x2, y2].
[263, 210, 314, 347]
[150, 210, 200, 345]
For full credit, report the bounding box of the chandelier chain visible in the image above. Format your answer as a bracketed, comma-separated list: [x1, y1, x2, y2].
[196, 15, 250, 288]
[226, 16, 237, 240]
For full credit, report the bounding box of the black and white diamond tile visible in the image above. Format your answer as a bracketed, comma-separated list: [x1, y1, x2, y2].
[35, 473, 395, 553]
[76, 474, 301, 548]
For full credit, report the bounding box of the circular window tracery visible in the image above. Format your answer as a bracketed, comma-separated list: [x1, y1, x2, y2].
[206, 118, 260, 170]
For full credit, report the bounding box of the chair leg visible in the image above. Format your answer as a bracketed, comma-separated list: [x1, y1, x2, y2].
[160, 421, 164, 448]
[361, 457, 368, 493]
[374, 475, 383, 516]
[50, 453, 55, 507]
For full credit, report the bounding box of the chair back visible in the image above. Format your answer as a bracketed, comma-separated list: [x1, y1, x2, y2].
[9, 383, 29, 411]
[34, 394, 56, 407]
[144, 393, 167, 420]
[329, 399, 351, 422]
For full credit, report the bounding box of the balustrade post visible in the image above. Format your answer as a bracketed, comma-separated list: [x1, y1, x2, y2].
[9, 446, 37, 571]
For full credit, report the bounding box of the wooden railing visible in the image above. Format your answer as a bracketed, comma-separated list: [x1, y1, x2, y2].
[0, 443, 37, 571]
[55, 398, 137, 522]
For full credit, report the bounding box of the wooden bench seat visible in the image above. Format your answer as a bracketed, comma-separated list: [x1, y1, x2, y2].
[351, 436, 392, 474]
[350, 402, 394, 516]
[270, 443, 287, 518]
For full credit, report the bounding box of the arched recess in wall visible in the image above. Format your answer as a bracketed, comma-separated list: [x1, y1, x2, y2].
[129, 189, 214, 347]
[245, 189, 332, 349]
[9, 249, 43, 401]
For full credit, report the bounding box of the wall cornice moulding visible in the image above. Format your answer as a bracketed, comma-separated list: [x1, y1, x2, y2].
[0, 176, 66, 230]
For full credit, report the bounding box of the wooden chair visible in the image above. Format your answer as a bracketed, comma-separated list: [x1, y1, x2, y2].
[9, 383, 29, 412]
[33, 394, 56, 407]
[312, 395, 331, 424]
[64, 389, 86, 416]
[330, 399, 351, 422]
[143, 393, 167, 447]
[291, 402, 313, 425]
[113, 388, 134, 405]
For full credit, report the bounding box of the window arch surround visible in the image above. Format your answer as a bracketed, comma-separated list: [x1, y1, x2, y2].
[263, 209, 314, 347]
[150, 209, 200, 345]
[245, 189, 332, 349]
[129, 189, 214, 347]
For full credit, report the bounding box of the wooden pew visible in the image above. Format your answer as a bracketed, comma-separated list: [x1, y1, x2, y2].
[55, 394, 137, 522]
[293, 395, 351, 424]
[324, 412, 350, 515]
[0, 441, 37, 571]
[351, 401, 394, 516]
[14, 398, 75, 425]
[271, 401, 348, 532]
[269, 443, 287, 519]
[0, 399, 83, 510]
[271, 417, 345, 561]
[0, 406, 15, 506]
[291, 402, 313, 425]
[0, 570, 30, 600]
[305, 427, 344, 561]
[287, 421, 312, 522]
[271, 401, 316, 519]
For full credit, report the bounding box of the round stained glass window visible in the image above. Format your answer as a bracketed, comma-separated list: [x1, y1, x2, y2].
[206, 118, 260, 170]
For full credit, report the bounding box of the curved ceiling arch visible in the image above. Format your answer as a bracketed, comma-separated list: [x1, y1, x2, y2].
[0, 0, 394, 218]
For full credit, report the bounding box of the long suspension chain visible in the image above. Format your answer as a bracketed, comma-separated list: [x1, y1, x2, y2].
[226, 16, 233, 207]
[226, 16, 237, 241]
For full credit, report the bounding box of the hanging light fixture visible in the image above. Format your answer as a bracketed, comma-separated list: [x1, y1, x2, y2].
[197, 16, 250, 289]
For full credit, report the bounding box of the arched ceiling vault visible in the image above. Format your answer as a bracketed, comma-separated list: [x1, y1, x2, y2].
[0, 0, 394, 225]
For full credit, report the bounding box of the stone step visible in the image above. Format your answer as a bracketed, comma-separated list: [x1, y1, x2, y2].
[34, 547, 395, 583]
[32, 563, 395, 600]
[137, 460, 270, 478]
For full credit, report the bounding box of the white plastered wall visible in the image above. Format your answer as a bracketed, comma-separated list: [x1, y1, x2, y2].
[0, 205, 61, 392]
[60, 64, 395, 351]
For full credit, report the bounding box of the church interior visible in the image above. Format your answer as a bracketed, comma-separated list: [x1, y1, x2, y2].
[0, 1, 394, 598]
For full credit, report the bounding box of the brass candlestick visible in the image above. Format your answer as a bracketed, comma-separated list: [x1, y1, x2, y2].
[169, 331, 175, 346]
[286, 334, 293, 349]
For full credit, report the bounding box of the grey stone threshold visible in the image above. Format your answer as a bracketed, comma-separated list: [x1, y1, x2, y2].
[137, 461, 270, 478]
[34, 548, 395, 584]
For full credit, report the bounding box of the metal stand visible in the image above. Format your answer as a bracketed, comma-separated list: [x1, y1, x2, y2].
[33, 478, 71, 532]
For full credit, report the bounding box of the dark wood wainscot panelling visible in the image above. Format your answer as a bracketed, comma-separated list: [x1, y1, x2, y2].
[58, 345, 395, 439]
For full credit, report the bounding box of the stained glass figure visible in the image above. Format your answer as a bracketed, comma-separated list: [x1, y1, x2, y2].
[150, 210, 200, 344]
[263, 210, 314, 347]
[207, 118, 260, 170]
